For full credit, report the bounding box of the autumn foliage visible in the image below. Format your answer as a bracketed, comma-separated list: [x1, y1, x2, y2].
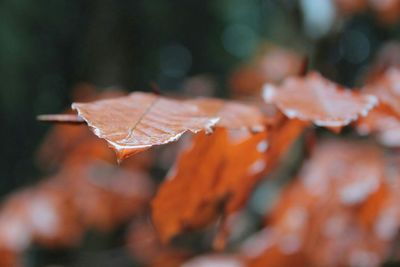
[4, 16, 400, 267]
[18, 54, 400, 267]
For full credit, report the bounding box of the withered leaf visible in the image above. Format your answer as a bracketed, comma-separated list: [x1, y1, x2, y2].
[151, 116, 306, 243]
[71, 92, 266, 161]
[263, 72, 378, 127]
[72, 92, 220, 161]
[151, 129, 230, 242]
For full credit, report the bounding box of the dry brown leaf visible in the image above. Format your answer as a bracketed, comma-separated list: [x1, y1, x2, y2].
[151, 115, 306, 243]
[151, 129, 230, 242]
[263, 72, 378, 127]
[72, 92, 220, 161]
[71, 92, 265, 161]
[151, 128, 271, 243]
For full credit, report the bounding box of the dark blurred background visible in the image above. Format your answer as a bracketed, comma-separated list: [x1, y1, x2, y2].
[0, 0, 399, 265]
[0, 0, 303, 195]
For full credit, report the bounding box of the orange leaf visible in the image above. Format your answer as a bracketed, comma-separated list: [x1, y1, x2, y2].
[72, 92, 220, 161]
[151, 129, 230, 242]
[151, 116, 306, 243]
[71, 92, 265, 161]
[263, 72, 378, 127]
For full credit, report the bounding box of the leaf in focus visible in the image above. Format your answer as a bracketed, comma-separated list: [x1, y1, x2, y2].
[71, 92, 265, 161]
[263, 72, 378, 127]
[71, 92, 219, 161]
